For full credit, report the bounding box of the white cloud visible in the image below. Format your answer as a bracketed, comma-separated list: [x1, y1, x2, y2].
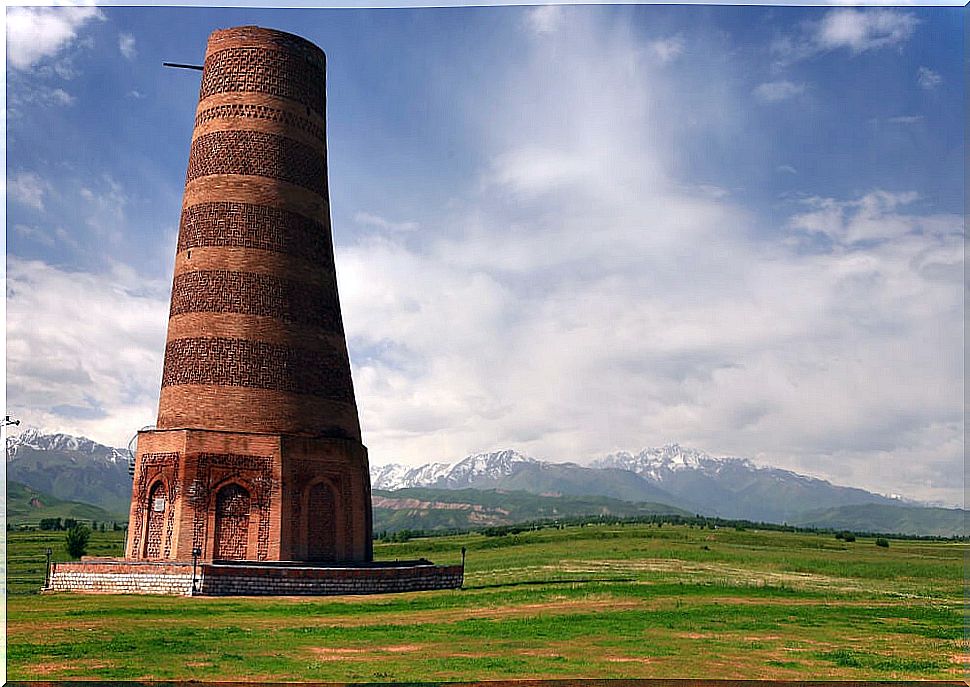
[79, 175, 128, 243]
[13, 224, 56, 247]
[650, 35, 684, 63]
[354, 212, 419, 233]
[523, 5, 563, 35]
[119, 32, 137, 60]
[8, 171, 49, 210]
[787, 190, 957, 245]
[917, 66, 942, 89]
[126, 89, 146, 99]
[754, 80, 805, 103]
[772, 9, 918, 65]
[816, 9, 918, 53]
[6, 258, 169, 447]
[48, 87, 75, 105]
[6, 5, 103, 71]
[777, 165, 797, 175]
[885, 115, 922, 125]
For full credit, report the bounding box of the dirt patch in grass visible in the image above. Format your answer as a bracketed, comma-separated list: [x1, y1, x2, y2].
[29, 659, 114, 676]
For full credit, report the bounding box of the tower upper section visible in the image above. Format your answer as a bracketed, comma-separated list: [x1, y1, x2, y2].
[157, 26, 361, 440]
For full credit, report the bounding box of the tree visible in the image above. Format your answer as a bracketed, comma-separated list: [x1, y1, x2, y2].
[875, 537, 889, 548]
[65, 525, 92, 559]
[40, 518, 62, 531]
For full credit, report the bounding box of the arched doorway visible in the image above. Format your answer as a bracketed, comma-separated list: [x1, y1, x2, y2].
[213, 483, 251, 560]
[306, 481, 336, 562]
[143, 481, 166, 559]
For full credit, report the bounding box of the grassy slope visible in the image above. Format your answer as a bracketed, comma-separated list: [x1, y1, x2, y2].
[7, 524, 965, 681]
[7, 481, 127, 527]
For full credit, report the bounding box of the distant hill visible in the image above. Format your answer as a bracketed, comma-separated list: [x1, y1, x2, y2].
[793, 503, 966, 538]
[372, 487, 690, 533]
[7, 481, 126, 527]
[6, 428, 133, 514]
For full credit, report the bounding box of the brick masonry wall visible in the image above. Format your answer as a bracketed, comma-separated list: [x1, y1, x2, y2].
[47, 560, 463, 597]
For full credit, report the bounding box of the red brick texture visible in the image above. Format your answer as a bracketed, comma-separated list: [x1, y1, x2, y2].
[126, 27, 373, 568]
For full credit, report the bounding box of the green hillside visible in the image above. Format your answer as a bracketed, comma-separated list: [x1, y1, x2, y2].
[794, 502, 966, 537]
[372, 486, 689, 533]
[6, 481, 126, 527]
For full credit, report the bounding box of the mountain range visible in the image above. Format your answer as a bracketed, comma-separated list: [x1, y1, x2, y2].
[372, 445, 915, 524]
[5, 430, 963, 536]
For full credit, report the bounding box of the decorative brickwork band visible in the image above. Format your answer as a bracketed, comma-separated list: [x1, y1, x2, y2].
[200, 47, 325, 117]
[178, 202, 333, 262]
[187, 130, 328, 196]
[170, 270, 342, 331]
[161, 337, 354, 402]
[196, 103, 326, 144]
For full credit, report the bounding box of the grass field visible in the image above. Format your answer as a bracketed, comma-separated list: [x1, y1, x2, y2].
[6, 523, 967, 681]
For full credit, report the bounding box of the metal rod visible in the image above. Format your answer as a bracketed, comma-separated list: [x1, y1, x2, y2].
[163, 62, 203, 71]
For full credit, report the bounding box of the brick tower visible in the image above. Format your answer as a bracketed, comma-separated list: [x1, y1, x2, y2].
[126, 26, 372, 564]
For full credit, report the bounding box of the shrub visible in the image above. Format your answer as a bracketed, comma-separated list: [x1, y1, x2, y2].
[65, 525, 92, 559]
[875, 537, 889, 548]
[842, 532, 856, 542]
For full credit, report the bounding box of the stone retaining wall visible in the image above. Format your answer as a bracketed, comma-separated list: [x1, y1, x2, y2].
[46, 559, 463, 596]
[47, 561, 196, 595]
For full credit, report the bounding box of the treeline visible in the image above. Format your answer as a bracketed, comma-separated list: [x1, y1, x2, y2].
[375, 512, 968, 543]
[11, 518, 125, 533]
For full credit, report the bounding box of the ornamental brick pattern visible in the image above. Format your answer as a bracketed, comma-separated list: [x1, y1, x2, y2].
[214, 484, 252, 560]
[195, 104, 326, 143]
[169, 271, 342, 331]
[123, 27, 375, 570]
[200, 46, 326, 118]
[161, 337, 354, 400]
[187, 130, 328, 196]
[177, 202, 334, 263]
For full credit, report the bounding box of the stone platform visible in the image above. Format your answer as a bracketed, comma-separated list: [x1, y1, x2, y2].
[45, 558, 464, 596]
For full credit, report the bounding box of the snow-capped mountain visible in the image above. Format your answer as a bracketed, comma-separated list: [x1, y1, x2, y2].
[593, 443, 755, 481]
[7, 427, 130, 464]
[371, 449, 538, 490]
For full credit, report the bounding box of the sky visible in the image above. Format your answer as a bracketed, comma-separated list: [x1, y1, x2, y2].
[4, 3, 965, 506]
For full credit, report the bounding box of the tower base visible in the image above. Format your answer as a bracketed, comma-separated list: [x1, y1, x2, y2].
[126, 428, 373, 563]
[45, 558, 464, 596]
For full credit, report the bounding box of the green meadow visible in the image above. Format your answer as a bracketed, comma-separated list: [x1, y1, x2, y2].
[6, 523, 967, 681]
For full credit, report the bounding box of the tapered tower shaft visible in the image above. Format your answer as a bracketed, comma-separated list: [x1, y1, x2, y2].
[158, 26, 360, 440]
